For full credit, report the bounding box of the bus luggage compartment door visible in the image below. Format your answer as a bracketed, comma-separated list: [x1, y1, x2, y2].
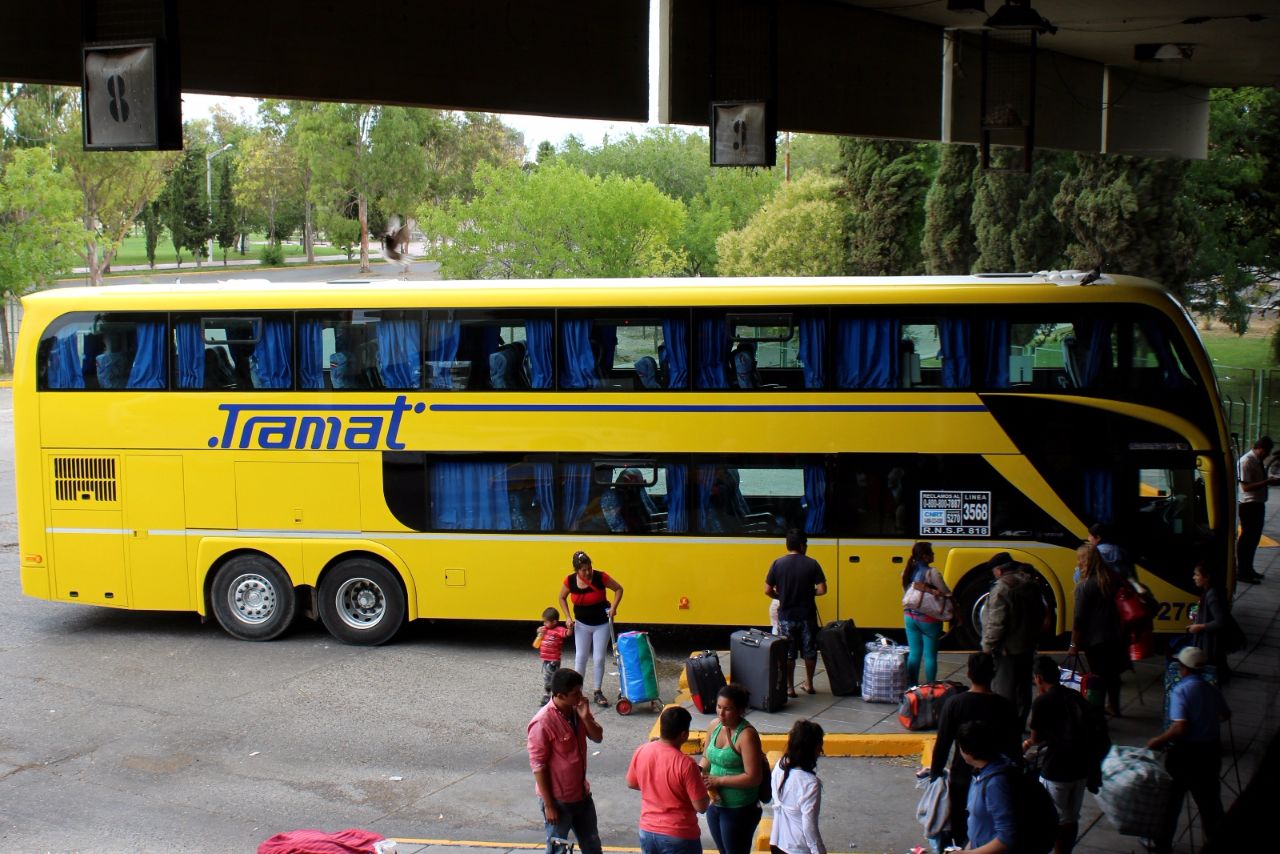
[124, 455, 190, 610]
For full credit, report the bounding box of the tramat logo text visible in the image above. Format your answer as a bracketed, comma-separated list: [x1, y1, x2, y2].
[208, 396, 426, 450]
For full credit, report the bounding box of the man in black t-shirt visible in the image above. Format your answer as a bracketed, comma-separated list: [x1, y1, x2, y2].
[764, 529, 827, 696]
[1025, 655, 1103, 854]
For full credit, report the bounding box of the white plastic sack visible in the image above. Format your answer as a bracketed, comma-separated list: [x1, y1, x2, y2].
[1093, 745, 1172, 838]
[915, 769, 950, 839]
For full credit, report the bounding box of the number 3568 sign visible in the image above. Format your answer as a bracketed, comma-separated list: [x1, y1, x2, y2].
[919, 490, 992, 537]
[82, 42, 164, 150]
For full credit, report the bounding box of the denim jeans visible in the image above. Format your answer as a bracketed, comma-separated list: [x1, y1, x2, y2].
[904, 615, 943, 685]
[706, 802, 762, 854]
[639, 829, 703, 854]
[542, 793, 603, 854]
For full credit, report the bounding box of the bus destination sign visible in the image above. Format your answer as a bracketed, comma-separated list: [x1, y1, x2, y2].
[919, 490, 991, 537]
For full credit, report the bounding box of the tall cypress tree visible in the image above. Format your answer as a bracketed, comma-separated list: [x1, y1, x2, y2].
[140, 200, 160, 269]
[1011, 151, 1072, 271]
[970, 150, 1027, 272]
[841, 138, 933, 275]
[921, 144, 978, 274]
[160, 147, 211, 266]
[213, 155, 238, 263]
[1053, 153, 1198, 295]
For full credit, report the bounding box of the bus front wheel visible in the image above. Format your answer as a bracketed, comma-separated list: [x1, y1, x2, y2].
[318, 558, 406, 646]
[210, 555, 298, 641]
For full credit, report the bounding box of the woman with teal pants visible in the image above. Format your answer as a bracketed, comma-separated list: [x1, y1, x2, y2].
[902, 542, 951, 685]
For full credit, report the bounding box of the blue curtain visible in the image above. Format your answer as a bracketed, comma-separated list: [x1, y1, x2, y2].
[664, 464, 687, 533]
[1077, 320, 1112, 386]
[175, 321, 205, 389]
[126, 321, 166, 389]
[980, 319, 1010, 388]
[526, 319, 553, 389]
[377, 317, 421, 389]
[695, 317, 729, 389]
[250, 318, 293, 389]
[559, 319, 600, 389]
[425, 318, 461, 389]
[938, 319, 971, 388]
[431, 462, 512, 529]
[533, 461, 556, 531]
[694, 465, 719, 532]
[48, 333, 84, 389]
[1083, 469, 1113, 525]
[298, 319, 325, 389]
[835, 318, 900, 388]
[1140, 320, 1190, 389]
[81, 334, 104, 387]
[560, 462, 592, 529]
[662, 318, 689, 389]
[804, 464, 826, 534]
[799, 316, 825, 389]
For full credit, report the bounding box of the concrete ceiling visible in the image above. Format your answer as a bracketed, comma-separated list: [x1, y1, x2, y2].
[1, 0, 1277, 158]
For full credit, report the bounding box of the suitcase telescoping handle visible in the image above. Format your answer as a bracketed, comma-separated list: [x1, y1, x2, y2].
[740, 632, 763, 648]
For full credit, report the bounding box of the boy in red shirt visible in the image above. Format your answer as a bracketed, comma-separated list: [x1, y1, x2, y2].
[626, 706, 710, 854]
[535, 607, 572, 706]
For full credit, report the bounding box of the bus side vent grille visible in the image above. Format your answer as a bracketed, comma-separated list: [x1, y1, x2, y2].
[53, 457, 119, 504]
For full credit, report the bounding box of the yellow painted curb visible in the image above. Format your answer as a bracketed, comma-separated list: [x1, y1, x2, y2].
[683, 730, 933, 761]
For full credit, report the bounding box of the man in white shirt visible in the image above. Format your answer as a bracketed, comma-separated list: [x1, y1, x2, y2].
[1236, 435, 1276, 583]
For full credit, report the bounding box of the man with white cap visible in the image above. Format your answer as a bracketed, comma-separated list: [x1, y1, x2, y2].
[1147, 647, 1232, 853]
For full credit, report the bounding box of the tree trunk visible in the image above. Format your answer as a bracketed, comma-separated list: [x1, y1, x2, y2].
[0, 298, 13, 374]
[358, 194, 370, 273]
[84, 237, 104, 287]
[304, 201, 315, 263]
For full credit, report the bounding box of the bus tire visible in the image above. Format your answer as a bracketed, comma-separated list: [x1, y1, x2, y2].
[210, 554, 298, 641]
[951, 574, 991, 649]
[317, 558, 406, 646]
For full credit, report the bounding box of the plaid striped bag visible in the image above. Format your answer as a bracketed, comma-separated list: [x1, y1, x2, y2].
[861, 636, 908, 703]
[1093, 745, 1172, 837]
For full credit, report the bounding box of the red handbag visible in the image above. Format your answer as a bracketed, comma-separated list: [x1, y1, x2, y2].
[1114, 581, 1146, 625]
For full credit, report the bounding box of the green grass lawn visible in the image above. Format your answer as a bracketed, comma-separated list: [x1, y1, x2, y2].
[1198, 326, 1274, 370]
[98, 233, 350, 268]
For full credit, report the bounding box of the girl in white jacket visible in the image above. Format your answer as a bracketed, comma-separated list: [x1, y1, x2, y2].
[769, 720, 826, 854]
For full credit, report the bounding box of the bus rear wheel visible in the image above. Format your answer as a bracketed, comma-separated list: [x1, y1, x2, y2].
[210, 554, 298, 641]
[318, 558, 406, 646]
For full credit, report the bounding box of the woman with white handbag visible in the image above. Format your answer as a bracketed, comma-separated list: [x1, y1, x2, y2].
[901, 542, 953, 685]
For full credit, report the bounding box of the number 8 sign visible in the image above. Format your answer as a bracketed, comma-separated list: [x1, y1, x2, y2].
[82, 42, 162, 150]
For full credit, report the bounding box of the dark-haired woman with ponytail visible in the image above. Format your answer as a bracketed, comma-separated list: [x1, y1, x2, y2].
[902, 541, 951, 685]
[769, 720, 826, 854]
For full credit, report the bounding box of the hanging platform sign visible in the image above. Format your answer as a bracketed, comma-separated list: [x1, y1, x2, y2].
[711, 100, 774, 167]
[82, 40, 180, 150]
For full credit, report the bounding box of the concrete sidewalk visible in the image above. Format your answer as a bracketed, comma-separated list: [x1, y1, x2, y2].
[390, 517, 1280, 854]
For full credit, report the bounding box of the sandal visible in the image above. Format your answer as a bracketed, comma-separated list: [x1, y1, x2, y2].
[803, 684, 816, 695]
[787, 688, 799, 698]
[594, 690, 611, 708]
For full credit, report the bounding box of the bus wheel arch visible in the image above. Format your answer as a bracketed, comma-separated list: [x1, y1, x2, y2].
[208, 551, 299, 642]
[949, 566, 1062, 650]
[315, 553, 407, 646]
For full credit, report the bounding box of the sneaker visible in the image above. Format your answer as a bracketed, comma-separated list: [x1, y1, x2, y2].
[593, 690, 610, 708]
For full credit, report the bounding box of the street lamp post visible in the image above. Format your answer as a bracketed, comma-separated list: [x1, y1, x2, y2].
[206, 143, 233, 264]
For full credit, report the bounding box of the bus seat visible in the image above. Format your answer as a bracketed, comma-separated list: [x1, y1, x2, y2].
[204, 346, 236, 388]
[490, 342, 529, 390]
[95, 351, 130, 389]
[731, 344, 760, 389]
[634, 356, 662, 389]
[330, 351, 358, 389]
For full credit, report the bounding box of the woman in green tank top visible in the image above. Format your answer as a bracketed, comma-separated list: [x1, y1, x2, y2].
[700, 684, 764, 854]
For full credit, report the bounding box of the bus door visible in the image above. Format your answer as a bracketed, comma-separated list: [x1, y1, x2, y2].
[833, 540, 904, 628]
[124, 455, 191, 610]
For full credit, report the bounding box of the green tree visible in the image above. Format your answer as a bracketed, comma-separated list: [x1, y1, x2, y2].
[1010, 151, 1071, 272]
[140, 200, 160, 268]
[160, 146, 212, 266]
[1053, 153, 1198, 295]
[716, 173, 843, 276]
[421, 161, 686, 279]
[971, 152, 1027, 273]
[841, 138, 934, 275]
[213, 155, 238, 262]
[921, 144, 978, 274]
[234, 125, 300, 246]
[682, 167, 781, 276]
[0, 146, 81, 369]
[1185, 87, 1280, 334]
[424, 112, 525, 203]
[559, 127, 710, 203]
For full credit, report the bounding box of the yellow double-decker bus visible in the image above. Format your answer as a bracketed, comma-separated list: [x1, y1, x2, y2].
[14, 273, 1231, 645]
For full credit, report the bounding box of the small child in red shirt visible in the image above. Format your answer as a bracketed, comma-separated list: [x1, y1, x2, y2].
[534, 606, 571, 706]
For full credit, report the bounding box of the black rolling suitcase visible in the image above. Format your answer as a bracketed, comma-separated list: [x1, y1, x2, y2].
[730, 629, 790, 712]
[685, 650, 727, 713]
[818, 619, 862, 696]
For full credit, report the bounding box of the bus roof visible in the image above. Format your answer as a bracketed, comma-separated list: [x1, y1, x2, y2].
[24, 272, 1172, 312]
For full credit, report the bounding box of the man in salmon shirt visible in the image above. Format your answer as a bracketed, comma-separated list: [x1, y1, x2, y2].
[626, 706, 711, 854]
[528, 668, 605, 854]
